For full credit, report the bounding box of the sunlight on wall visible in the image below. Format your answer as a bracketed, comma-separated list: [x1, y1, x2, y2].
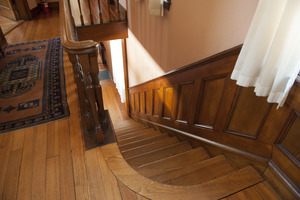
[127, 30, 165, 86]
[110, 39, 126, 103]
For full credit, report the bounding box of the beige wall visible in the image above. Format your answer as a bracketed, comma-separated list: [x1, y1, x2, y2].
[126, 0, 259, 87]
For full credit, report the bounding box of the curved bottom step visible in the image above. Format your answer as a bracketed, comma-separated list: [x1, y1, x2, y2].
[102, 143, 265, 200]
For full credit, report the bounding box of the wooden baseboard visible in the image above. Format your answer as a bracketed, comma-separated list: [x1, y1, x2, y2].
[263, 161, 300, 200]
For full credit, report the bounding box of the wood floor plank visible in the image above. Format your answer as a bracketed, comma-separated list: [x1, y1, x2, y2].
[84, 148, 107, 200]
[58, 119, 76, 200]
[17, 128, 37, 200]
[32, 125, 47, 200]
[0, 132, 14, 199]
[46, 156, 60, 200]
[97, 148, 122, 200]
[101, 80, 129, 125]
[47, 122, 59, 158]
[2, 130, 25, 200]
[66, 51, 91, 200]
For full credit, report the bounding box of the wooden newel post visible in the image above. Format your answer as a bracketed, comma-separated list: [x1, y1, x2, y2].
[67, 46, 106, 148]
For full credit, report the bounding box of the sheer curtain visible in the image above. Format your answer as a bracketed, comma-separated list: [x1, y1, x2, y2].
[231, 0, 300, 107]
[110, 39, 126, 103]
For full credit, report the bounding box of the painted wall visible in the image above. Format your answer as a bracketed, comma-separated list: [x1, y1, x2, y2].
[126, 0, 259, 86]
[119, 0, 126, 9]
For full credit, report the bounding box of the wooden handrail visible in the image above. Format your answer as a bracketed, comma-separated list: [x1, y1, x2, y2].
[60, 0, 105, 147]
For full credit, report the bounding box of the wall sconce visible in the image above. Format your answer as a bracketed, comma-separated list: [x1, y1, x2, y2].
[163, 0, 171, 11]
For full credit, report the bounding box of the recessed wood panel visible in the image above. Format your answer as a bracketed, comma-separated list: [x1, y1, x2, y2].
[130, 93, 134, 113]
[139, 92, 145, 114]
[153, 89, 162, 117]
[227, 87, 271, 138]
[145, 91, 151, 115]
[196, 76, 227, 127]
[163, 87, 173, 119]
[177, 82, 194, 123]
[281, 116, 300, 161]
[134, 93, 139, 112]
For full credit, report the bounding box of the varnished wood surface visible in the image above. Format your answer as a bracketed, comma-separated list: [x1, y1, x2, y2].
[102, 142, 264, 200]
[70, 0, 126, 26]
[0, 15, 23, 35]
[128, 43, 300, 196]
[0, 10, 137, 200]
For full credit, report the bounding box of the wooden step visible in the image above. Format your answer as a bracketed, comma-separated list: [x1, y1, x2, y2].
[114, 119, 142, 129]
[117, 128, 157, 141]
[119, 135, 170, 151]
[253, 182, 281, 200]
[117, 131, 162, 146]
[122, 137, 180, 159]
[115, 126, 149, 137]
[137, 147, 210, 177]
[152, 155, 234, 185]
[126, 141, 193, 168]
[223, 181, 281, 200]
[102, 143, 264, 200]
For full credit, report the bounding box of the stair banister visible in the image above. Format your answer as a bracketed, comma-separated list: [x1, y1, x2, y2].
[60, 0, 106, 147]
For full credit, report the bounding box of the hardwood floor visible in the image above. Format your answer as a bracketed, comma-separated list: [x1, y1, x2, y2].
[0, 10, 142, 200]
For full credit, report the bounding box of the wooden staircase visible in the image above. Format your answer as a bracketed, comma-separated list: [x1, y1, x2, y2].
[102, 119, 282, 200]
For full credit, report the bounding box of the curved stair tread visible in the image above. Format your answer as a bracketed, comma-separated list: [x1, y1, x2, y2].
[153, 155, 234, 185]
[122, 137, 180, 159]
[117, 130, 161, 145]
[115, 126, 150, 136]
[117, 128, 158, 141]
[119, 135, 170, 151]
[126, 141, 193, 168]
[102, 143, 264, 200]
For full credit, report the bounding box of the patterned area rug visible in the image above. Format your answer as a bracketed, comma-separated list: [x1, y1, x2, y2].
[0, 37, 70, 134]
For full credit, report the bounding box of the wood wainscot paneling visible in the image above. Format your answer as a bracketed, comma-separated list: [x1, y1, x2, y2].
[128, 45, 300, 197]
[129, 45, 274, 158]
[225, 87, 272, 139]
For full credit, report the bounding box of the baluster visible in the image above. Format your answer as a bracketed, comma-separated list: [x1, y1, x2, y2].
[77, 0, 84, 25]
[87, 0, 94, 24]
[107, 0, 111, 22]
[89, 49, 105, 121]
[79, 50, 105, 144]
[68, 54, 95, 143]
[97, 0, 103, 23]
[116, 0, 120, 20]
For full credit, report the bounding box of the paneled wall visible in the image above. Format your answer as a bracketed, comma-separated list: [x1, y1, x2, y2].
[128, 46, 300, 192]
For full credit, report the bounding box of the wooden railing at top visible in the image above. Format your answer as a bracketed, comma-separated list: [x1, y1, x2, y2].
[69, 0, 127, 27]
[60, 0, 106, 147]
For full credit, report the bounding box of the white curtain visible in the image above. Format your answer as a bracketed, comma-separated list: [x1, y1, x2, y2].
[110, 39, 126, 103]
[231, 0, 300, 107]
